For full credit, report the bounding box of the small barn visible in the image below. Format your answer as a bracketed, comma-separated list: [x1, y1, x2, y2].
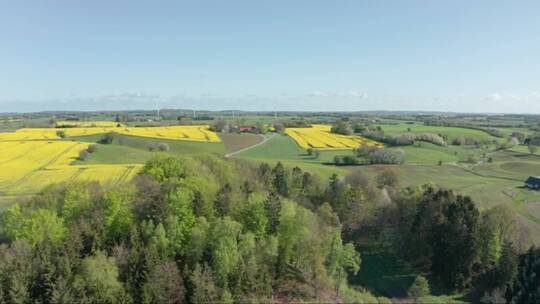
[239, 126, 256, 133]
[524, 176, 540, 190]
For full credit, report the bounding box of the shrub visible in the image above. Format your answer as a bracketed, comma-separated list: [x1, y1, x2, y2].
[376, 169, 399, 189]
[157, 143, 170, 152]
[408, 275, 430, 298]
[78, 150, 90, 161]
[146, 142, 157, 152]
[56, 130, 66, 138]
[453, 136, 478, 146]
[87, 144, 98, 153]
[334, 155, 359, 165]
[99, 133, 115, 144]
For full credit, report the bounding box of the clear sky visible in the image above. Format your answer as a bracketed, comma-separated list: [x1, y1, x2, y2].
[1, 0, 539, 113]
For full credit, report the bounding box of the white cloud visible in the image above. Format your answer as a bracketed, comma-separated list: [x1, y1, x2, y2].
[486, 93, 503, 101]
[308, 91, 368, 98]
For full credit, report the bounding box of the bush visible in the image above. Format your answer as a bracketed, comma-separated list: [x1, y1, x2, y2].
[98, 133, 115, 144]
[408, 275, 430, 298]
[78, 150, 90, 161]
[210, 119, 228, 132]
[157, 143, 170, 152]
[376, 169, 399, 189]
[330, 121, 353, 135]
[334, 155, 359, 165]
[356, 147, 405, 164]
[307, 148, 320, 159]
[56, 130, 66, 138]
[146, 142, 157, 152]
[453, 136, 478, 146]
[87, 144, 98, 153]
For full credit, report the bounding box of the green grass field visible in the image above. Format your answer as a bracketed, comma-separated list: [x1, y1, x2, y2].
[376, 123, 500, 143]
[71, 133, 226, 155]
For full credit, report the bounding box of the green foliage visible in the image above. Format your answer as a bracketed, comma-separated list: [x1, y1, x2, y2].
[164, 187, 196, 254]
[74, 251, 127, 303]
[412, 188, 480, 289]
[0, 154, 372, 303]
[240, 193, 269, 238]
[505, 247, 540, 303]
[61, 183, 92, 223]
[142, 156, 193, 182]
[408, 275, 430, 298]
[4, 206, 67, 246]
[104, 190, 133, 242]
[209, 217, 242, 287]
[272, 162, 289, 196]
[376, 169, 400, 189]
[98, 132, 115, 144]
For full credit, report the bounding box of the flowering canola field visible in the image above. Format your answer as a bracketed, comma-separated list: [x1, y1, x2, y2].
[0, 124, 220, 196]
[0, 140, 141, 195]
[285, 124, 382, 150]
[0, 125, 220, 142]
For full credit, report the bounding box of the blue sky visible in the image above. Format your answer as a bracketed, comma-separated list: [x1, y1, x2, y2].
[1, 0, 539, 113]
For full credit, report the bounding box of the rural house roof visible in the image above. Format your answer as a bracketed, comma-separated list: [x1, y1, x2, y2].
[525, 176, 540, 186]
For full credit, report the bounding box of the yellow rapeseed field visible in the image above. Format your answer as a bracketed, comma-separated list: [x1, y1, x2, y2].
[0, 125, 220, 142]
[0, 140, 142, 195]
[285, 124, 382, 150]
[0, 124, 218, 195]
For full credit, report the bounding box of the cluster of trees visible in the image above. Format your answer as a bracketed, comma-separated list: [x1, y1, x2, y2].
[453, 136, 481, 146]
[210, 119, 272, 134]
[333, 155, 360, 166]
[360, 129, 446, 147]
[380, 186, 536, 301]
[321, 167, 537, 301]
[525, 132, 540, 146]
[355, 147, 405, 164]
[0, 155, 375, 303]
[330, 121, 353, 135]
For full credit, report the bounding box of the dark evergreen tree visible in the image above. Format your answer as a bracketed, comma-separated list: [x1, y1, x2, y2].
[506, 247, 540, 304]
[272, 162, 289, 197]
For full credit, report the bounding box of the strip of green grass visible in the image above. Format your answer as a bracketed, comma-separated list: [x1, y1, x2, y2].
[72, 144, 157, 165]
[376, 123, 499, 142]
[70, 133, 226, 155]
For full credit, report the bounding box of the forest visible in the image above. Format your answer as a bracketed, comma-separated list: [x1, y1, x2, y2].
[0, 154, 538, 303]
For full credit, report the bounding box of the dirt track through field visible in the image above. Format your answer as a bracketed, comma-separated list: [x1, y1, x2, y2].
[225, 133, 275, 158]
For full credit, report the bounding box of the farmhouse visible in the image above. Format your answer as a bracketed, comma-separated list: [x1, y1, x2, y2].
[239, 126, 256, 133]
[524, 176, 540, 190]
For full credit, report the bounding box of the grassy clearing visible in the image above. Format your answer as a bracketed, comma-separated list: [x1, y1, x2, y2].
[350, 246, 417, 297]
